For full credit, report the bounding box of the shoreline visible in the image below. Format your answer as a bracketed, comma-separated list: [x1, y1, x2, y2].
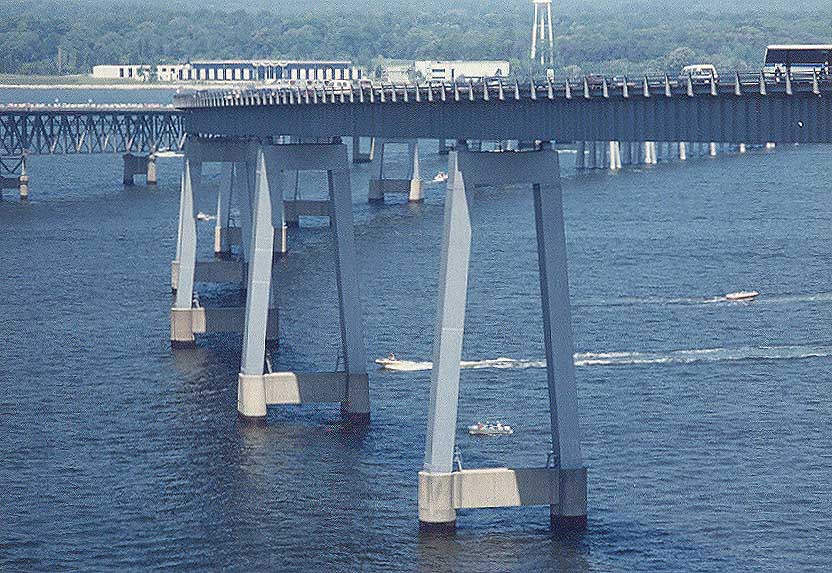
[0, 83, 183, 90]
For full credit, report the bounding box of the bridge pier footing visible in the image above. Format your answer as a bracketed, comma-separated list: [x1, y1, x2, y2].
[1, 155, 29, 200]
[368, 139, 423, 203]
[123, 153, 157, 186]
[352, 136, 375, 163]
[419, 142, 586, 532]
[237, 141, 369, 423]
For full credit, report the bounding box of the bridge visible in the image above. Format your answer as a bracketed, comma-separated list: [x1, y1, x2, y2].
[0, 103, 184, 198]
[166, 71, 832, 534]
[166, 70, 832, 533]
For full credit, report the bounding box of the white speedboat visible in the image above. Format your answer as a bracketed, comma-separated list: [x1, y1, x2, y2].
[725, 290, 759, 302]
[196, 212, 216, 222]
[375, 353, 402, 368]
[433, 171, 448, 183]
[468, 421, 513, 436]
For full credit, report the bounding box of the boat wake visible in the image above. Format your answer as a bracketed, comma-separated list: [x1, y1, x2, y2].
[377, 344, 832, 372]
[576, 291, 832, 308]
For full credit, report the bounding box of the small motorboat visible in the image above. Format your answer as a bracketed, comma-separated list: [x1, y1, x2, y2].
[725, 290, 760, 302]
[433, 171, 448, 183]
[468, 420, 514, 436]
[375, 352, 401, 368]
[196, 212, 216, 222]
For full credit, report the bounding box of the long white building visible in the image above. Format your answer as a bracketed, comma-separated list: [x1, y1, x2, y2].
[92, 60, 362, 84]
[414, 60, 510, 82]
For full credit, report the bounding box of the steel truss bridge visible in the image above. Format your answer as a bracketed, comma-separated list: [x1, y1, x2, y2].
[0, 104, 185, 157]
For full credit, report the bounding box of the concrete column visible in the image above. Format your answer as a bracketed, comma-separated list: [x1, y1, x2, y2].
[238, 147, 274, 420]
[608, 141, 621, 170]
[123, 153, 136, 186]
[329, 167, 370, 422]
[368, 139, 422, 203]
[532, 167, 587, 530]
[407, 141, 423, 202]
[575, 142, 585, 170]
[214, 163, 233, 255]
[270, 168, 288, 256]
[170, 153, 201, 347]
[146, 154, 158, 185]
[284, 171, 301, 226]
[587, 142, 597, 169]
[644, 142, 657, 165]
[18, 156, 29, 200]
[620, 142, 631, 165]
[421, 151, 473, 531]
[236, 161, 253, 263]
[352, 136, 375, 163]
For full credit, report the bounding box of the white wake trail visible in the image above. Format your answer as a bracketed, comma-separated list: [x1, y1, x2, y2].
[377, 344, 832, 372]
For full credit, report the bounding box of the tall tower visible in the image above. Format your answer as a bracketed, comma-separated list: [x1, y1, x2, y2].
[530, 0, 555, 74]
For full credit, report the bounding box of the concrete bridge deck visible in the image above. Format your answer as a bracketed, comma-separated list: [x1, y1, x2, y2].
[175, 73, 832, 144]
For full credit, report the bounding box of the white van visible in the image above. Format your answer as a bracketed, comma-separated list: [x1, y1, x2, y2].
[680, 64, 718, 82]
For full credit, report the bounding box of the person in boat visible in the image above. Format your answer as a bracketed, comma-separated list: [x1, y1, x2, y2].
[387, 352, 397, 361]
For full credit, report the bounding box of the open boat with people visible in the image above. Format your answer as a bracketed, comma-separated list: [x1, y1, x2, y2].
[433, 171, 448, 183]
[468, 421, 514, 436]
[725, 290, 760, 302]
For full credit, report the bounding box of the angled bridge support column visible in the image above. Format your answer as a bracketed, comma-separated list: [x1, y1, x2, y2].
[237, 140, 369, 423]
[420, 144, 586, 532]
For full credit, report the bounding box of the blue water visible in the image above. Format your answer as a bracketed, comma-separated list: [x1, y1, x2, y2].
[1, 88, 831, 571]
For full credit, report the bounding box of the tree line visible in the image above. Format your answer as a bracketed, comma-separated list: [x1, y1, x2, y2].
[1, 0, 830, 78]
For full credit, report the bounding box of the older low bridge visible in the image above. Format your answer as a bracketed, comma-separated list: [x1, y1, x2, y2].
[0, 103, 185, 198]
[151, 72, 832, 533]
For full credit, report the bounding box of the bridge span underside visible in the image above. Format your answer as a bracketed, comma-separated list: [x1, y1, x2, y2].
[180, 81, 832, 144]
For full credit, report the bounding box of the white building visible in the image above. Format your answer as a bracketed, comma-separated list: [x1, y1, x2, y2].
[92, 64, 153, 81]
[92, 60, 362, 84]
[414, 60, 510, 82]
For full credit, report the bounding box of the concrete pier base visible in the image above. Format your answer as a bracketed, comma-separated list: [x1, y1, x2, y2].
[368, 178, 423, 203]
[438, 139, 454, 155]
[418, 467, 587, 531]
[170, 305, 278, 347]
[284, 199, 332, 227]
[123, 153, 156, 186]
[352, 136, 375, 163]
[171, 259, 246, 292]
[1, 155, 29, 200]
[368, 139, 423, 202]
